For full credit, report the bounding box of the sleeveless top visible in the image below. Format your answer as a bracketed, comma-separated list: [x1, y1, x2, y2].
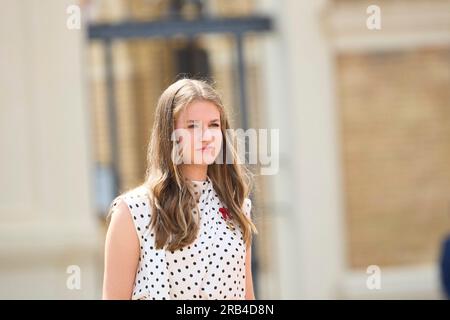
[112, 176, 252, 300]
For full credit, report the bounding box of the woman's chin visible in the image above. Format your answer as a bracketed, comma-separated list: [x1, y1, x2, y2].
[186, 151, 217, 165]
[199, 154, 216, 165]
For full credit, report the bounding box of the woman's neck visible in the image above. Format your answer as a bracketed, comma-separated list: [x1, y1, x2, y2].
[180, 164, 208, 181]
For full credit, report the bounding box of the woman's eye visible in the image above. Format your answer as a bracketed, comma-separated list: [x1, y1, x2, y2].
[187, 124, 219, 129]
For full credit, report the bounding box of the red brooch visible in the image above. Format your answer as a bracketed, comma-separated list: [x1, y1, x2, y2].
[219, 207, 232, 221]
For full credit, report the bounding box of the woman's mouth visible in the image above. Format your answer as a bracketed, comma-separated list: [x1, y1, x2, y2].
[199, 145, 214, 151]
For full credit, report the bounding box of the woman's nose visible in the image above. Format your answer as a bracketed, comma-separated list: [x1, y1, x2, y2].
[202, 127, 214, 141]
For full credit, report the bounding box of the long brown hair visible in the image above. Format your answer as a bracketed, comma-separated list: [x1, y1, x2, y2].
[143, 78, 257, 251]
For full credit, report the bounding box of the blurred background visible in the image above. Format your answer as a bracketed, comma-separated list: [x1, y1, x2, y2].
[1, 0, 449, 299]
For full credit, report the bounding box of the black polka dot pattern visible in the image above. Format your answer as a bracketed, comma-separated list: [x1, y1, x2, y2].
[116, 178, 252, 300]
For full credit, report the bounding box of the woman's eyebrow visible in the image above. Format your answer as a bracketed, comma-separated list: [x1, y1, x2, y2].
[186, 119, 220, 123]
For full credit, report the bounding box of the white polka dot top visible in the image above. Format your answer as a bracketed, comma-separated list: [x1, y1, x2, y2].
[114, 176, 252, 300]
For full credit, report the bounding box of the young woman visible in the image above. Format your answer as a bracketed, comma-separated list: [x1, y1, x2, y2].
[102, 78, 257, 300]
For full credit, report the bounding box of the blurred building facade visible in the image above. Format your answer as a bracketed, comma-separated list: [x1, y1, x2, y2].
[0, 0, 100, 299]
[0, 0, 449, 299]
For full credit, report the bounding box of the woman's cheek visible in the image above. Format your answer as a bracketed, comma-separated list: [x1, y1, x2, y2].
[178, 136, 194, 164]
[213, 132, 223, 158]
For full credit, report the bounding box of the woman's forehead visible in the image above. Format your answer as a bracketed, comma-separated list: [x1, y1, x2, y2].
[180, 101, 221, 121]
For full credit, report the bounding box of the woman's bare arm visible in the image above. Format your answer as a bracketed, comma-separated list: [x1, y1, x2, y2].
[102, 200, 140, 299]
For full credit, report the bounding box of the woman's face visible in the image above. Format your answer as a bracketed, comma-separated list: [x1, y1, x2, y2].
[174, 100, 223, 165]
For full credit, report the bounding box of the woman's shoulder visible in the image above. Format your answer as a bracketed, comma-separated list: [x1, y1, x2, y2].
[117, 184, 150, 202]
[108, 184, 152, 233]
[117, 185, 150, 206]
